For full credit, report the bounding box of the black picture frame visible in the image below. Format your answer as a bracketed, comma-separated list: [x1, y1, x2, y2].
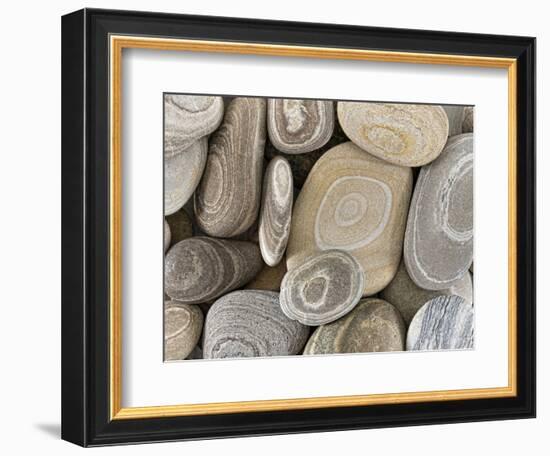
[62, 8, 536, 447]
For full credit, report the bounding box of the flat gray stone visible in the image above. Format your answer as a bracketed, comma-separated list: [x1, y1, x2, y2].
[304, 298, 405, 354]
[380, 260, 473, 326]
[164, 219, 171, 252]
[194, 97, 266, 237]
[203, 290, 309, 359]
[258, 156, 293, 266]
[407, 295, 474, 350]
[337, 102, 449, 166]
[164, 301, 203, 361]
[404, 133, 473, 290]
[267, 98, 334, 154]
[280, 250, 364, 326]
[164, 95, 223, 157]
[462, 107, 474, 133]
[442, 105, 466, 136]
[164, 138, 207, 216]
[164, 237, 263, 303]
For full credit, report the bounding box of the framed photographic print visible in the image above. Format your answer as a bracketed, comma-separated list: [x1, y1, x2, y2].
[61, 8, 536, 447]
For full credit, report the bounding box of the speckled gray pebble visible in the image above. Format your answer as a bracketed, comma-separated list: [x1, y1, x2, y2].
[407, 295, 474, 350]
[203, 290, 309, 359]
[164, 237, 263, 303]
[164, 301, 203, 361]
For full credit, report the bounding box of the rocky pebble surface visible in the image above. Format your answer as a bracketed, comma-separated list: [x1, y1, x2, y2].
[162, 95, 475, 361]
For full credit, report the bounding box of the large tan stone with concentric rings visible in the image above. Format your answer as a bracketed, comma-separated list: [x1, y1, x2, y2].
[404, 133, 473, 290]
[286, 142, 413, 296]
[337, 102, 449, 166]
[194, 97, 266, 237]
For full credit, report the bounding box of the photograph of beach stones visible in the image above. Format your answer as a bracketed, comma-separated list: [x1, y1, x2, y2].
[163, 94, 474, 362]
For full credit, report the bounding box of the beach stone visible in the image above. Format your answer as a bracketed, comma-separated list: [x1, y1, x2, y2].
[186, 345, 203, 360]
[164, 301, 203, 361]
[265, 118, 348, 188]
[404, 133, 473, 290]
[194, 97, 266, 237]
[203, 290, 309, 359]
[304, 298, 405, 354]
[165, 209, 193, 247]
[381, 260, 473, 326]
[164, 237, 263, 303]
[245, 260, 287, 291]
[164, 219, 171, 252]
[267, 98, 334, 154]
[280, 250, 364, 326]
[442, 105, 466, 136]
[462, 107, 474, 133]
[407, 295, 474, 350]
[258, 156, 293, 266]
[287, 142, 412, 295]
[165, 138, 207, 216]
[337, 102, 449, 166]
[164, 95, 223, 157]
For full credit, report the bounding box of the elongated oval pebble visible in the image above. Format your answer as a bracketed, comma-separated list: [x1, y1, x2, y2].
[165, 138, 207, 215]
[164, 301, 203, 361]
[195, 97, 266, 237]
[381, 260, 473, 326]
[337, 102, 449, 166]
[280, 250, 364, 326]
[287, 142, 412, 295]
[164, 219, 171, 252]
[259, 156, 293, 266]
[164, 95, 223, 157]
[203, 290, 309, 359]
[164, 237, 263, 303]
[267, 98, 334, 154]
[165, 209, 193, 247]
[407, 295, 474, 350]
[404, 133, 473, 290]
[304, 298, 405, 354]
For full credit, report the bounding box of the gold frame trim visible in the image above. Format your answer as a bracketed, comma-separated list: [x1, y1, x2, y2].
[109, 35, 518, 420]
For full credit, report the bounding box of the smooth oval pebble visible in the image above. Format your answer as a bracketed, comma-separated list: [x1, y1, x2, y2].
[203, 290, 309, 359]
[164, 219, 171, 252]
[245, 260, 287, 291]
[462, 107, 474, 133]
[267, 98, 334, 154]
[164, 95, 223, 157]
[165, 209, 193, 247]
[165, 138, 207, 216]
[164, 301, 203, 361]
[442, 105, 466, 136]
[304, 298, 405, 354]
[194, 97, 266, 237]
[337, 102, 449, 166]
[258, 156, 293, 266]
[381, 260, 473, 326]
[286, 142, 412, 295]
[280, 250, 364, 326]
[164, 237, 263, 303]
[407, 295, 474, 350]
[404, 133, 473, 290]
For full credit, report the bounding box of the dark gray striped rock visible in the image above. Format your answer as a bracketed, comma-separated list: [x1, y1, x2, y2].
[267, 98, 334, 154]
[164, 219, 171, 252]
[164, 301, 203, 361]
[258, 156, 293, 266]
[337, 102, 449, 166]
[381, 260, 473, 326]
[280, 250, 364, 326]
[203, 290, 309, 359]
[404, 133, 473, 290]
[442, 105, 466, 136]
[164, 237, 263, 303]
[304, 299, 405, 354]
[165, 209, 193, 247]
[164, 95, 223, 157]
[194, 97, 266, 237]
[164, 138, 207, 215]
[407, 295, 474, 350]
